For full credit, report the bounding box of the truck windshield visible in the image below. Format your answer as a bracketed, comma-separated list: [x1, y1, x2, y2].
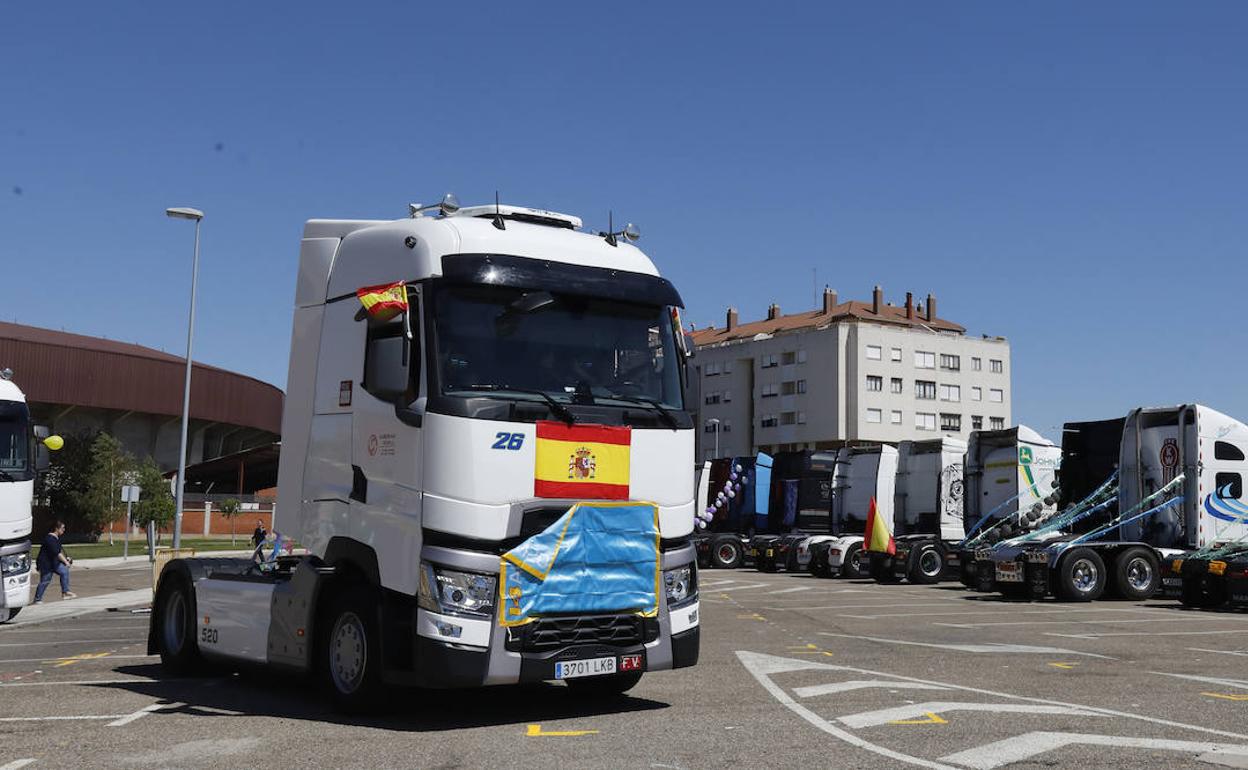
[434, 284, 684, 410]
[0, 402, 30, 478]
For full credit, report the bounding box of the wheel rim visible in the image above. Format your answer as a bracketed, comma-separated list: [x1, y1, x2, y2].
[849, 550, 861, 573]
[1071, 559, 1099, 594]
[920, 550, 942, 576]
[162, 589, 186, 654]
[1125, 557, 1154, 592]
[330, 611, 367, 694]
[718, 543, 737, 564]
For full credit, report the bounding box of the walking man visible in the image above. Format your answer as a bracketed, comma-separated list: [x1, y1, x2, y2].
[251, 520, 267, 548]
[34, 520, 75, 603]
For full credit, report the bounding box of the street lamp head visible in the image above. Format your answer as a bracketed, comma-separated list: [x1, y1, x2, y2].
[706, 418, 721, 426]
[166, 207, 204, 221]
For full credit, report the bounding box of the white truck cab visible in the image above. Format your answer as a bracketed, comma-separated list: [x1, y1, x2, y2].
[804, 444, 899, 579]
[150, 200, 699, 709]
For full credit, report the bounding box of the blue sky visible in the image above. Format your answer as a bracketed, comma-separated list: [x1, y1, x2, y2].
[3, 2, 1247, 436]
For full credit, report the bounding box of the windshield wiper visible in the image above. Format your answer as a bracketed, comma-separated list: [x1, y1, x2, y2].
[465, 384, 577, 425]
[600, 393, 680, 430]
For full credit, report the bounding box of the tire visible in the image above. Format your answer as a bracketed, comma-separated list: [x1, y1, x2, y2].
[840, 544, 868, 579]
[784, 547, 801, 573]
[908, 543, 945, 585]
[710, 537, 743, 569]
[869, 555, 901, 584]
[0, 607, 20, 623]
[808, 548, 832, 578]
[1055, 548, 1107, 602]
[565, 670, 643, 699]
[320, 587, 383, 713]
[974, 560, 995, 593]
[1181, 574, 1229, 609]
[1108, 547, 1160, 601]
[155, 573, 203, 674]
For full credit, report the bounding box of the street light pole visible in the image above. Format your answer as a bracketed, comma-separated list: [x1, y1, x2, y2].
[166, 207, 204, 551]
[707, 418, 721, 458]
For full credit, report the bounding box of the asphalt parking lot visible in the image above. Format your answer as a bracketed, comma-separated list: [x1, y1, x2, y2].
[3, 565, 1248, 769]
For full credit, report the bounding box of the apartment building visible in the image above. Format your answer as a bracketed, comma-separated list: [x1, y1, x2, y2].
[690, 286, 1011, 460]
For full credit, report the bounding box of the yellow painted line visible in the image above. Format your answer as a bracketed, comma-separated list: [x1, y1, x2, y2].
[1202, 692, 1248, 702]
[788, 643, 833, 657]
[737, 613, 766, 621]
[47, 652, 111, 668]
[890, 712, 948, 725]
[526, 724, 599, 737]
[1048, 662, 1078, 670]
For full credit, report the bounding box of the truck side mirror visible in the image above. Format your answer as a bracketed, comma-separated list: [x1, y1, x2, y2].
[364, 335, 412, 404]
[684, 360, 701, 410]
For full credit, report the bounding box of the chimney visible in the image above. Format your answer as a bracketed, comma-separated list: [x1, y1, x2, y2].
[726, 307, 738, 330]
[872, 285, 883, 314]
[767, 303, 781, 320]
[905, 292, 914, 319]
[822, 286, 838, 314]
[926, 293, 936, 321]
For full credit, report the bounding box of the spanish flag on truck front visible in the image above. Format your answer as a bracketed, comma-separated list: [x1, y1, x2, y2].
[356, 281, 409, 322]
[534, 421, 631, 500]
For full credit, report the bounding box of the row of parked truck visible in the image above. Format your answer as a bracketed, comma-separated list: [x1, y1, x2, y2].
[693, 403, 1248, 608]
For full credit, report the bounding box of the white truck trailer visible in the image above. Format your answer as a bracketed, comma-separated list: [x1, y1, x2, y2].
[148, 199, 700, 710]
[802, 444, 899, 578]
[0, 369, 60, 622]
[982, 404, 1248, 601]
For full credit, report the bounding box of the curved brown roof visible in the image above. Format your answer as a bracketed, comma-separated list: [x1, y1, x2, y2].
[0, 322, 282, 434]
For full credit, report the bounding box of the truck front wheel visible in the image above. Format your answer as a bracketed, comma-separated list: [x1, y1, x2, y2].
[710, 537, 743, 569]
[1109, 547, 1160, 601]
[841, 544, 867, 578]
[1056, 548, 1106, 602]
[155, 574, 202, 674]
[908, 544, 945, 584]
[565, 670, 643, 699]
[320, 589, 383, 713]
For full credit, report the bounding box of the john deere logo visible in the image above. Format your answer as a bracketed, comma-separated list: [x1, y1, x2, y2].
[1019, 447, 1034, 465]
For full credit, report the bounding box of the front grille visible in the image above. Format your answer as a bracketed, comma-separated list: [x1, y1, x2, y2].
[521, 614, 644, 652]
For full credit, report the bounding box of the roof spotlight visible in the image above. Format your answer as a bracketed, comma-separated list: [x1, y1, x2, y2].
[409, 193, 461, 218]
[600, 212, 641, 247]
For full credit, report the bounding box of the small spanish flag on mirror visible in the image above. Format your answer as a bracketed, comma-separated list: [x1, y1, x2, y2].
[356, 281, 408, 322]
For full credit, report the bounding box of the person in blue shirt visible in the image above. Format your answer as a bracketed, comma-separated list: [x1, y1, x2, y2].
[34, 521, 75, 603]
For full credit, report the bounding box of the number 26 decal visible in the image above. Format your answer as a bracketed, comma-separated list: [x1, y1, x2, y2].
[491, 432, 525, 450]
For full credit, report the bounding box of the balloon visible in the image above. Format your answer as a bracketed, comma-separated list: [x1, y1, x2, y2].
[729, 472, 739, 482]
[740, 477, 749, 486]
[734, 464, 743, 473]
[733, 482, 742, 492]
[726, 489, 735, 499]
[695, 519, 707, 530]
[42, 435, 64, 451]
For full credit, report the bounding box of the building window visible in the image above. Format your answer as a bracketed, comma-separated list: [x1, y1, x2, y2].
[866, 345, 882, 361]
[990, 359, 1003, 373]
[971, 387, 982, 402]
[796, 379, 807, 394]
[782, 351, 797, 365]
[723, 420, 732, 433]
[866, 375, 883, 392]
[797, 411, 806, 424]
[890, 409, 902, 424]
[940, 413, 962, 432]
[761, 354, 778, 368]
[939, 384, 961, 402]
[940, 354, 960, 371]
[761, 383, 779, 398]
[971, 357, 982, 371]
[705, 362, 721, 376]
[891, 347, 902, 362]
[704, 392, 721, 405]
[866, 408, 883, 423]
[890, 377, 903, 394]
[915, 412, 937, 431]
[761, 415, 778, 428]
[724, 360, 733, 374]
[724, 390, 732, 402]
[990, 416, 1005, 430]
[972, 415, 983, 430]
[781, 412, 797, 426]
[989, 388, 1004, 403]
[915, 380, 936, 400]
[782, 381, 796, 396]
[914, 350, 935, 369]
[797, 349, 807, 364]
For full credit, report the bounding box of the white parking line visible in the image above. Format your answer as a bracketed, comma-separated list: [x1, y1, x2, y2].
[839, 606, 1160, 621]
[0, 759, 36, 770]
[1188, 647, 1248, 658]
[0, 715, 127, 723]
[934, 616, 1208, 629]
[794, 680, 949, 699]
[710, 583, 770, 593]
[107, 703, 164, 727]
[0, 639, 139, 648]
[940, 732, 1248, 770]
[768, 587, 813, 595]
[1046, 629, 1248, 640]
[0, 653, 153, 665]
[819, 633, 1113, 659]
[1151, 672, 1248, 691]
[839, 702, 1102, 729]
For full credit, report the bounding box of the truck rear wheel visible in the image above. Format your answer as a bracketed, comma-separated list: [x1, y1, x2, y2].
[840, 544, 867, 578]
[1108, 547, 1160, 601]
[1055, 548, 1106, 602]
[155, 574, 202, 674]
[908, 544, 945, 584]
[320, 588, 383, 713]
[710, 537, 743, 569]
[565, 670, 643, 699]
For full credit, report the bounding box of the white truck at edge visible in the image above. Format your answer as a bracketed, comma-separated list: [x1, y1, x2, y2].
[0, 372, 57, 622]
[148, 200, 700, 709]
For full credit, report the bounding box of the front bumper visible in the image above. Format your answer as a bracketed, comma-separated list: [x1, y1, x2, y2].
[413, 543, 700, 688]
[0, 540, 32, 610]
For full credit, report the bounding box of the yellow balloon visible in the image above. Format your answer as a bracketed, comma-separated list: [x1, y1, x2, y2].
[43, 435, 64, 451]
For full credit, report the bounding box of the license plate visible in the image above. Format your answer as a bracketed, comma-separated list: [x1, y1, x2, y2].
[1163, 577, 1181, 586]
[554, 656, 617, 680]
[765, 549, 774, 558]
[995, 562, 1024, 583]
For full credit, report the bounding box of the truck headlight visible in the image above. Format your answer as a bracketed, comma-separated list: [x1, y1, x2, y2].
[1, 552, 30, 576]
[418, 562, 496, 618]
[664, 565, 697, 608]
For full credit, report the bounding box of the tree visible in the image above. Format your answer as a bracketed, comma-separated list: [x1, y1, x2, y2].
[43, 429, 100, 535]
[132, 458, 175, 537]
[219, 498, 241, 545]
[83, 433, 136, 543]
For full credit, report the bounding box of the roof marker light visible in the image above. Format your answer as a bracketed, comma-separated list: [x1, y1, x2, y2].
[409, 193, 460, 218]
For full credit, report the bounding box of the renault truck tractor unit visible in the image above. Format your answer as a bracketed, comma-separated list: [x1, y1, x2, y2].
[805, 444, 899, 579]
[148, 198, 700, 709]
